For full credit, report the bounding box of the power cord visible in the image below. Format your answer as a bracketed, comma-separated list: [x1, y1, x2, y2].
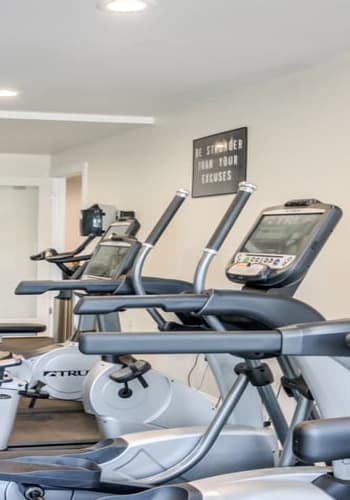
[187, 354, 200, 387]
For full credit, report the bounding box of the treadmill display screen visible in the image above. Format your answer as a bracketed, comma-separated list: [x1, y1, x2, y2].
[242, 213, 322, 255]
[84, 245, 130, 278]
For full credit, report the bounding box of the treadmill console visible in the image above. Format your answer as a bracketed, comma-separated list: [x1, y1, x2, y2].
[226, 199, 342, 289]
[102, 219, 140, 241]
[82, 237, 141, 281]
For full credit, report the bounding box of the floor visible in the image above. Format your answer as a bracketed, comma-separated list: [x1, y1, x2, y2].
[1, 337, 101, 450]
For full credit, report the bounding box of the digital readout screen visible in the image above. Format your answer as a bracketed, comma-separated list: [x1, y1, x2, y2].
[84, 245, 129, 278]
[242, 213, 321, 255]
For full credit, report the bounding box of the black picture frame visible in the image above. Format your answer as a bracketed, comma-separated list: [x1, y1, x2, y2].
[192, 127, 248, 198]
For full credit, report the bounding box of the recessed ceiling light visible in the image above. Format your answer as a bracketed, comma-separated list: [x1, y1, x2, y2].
[0, 89, 18, 98]
[97, 0, 154, 13]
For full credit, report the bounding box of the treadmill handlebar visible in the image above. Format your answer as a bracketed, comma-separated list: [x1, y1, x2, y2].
[74, 293, 208, 315]
[79, 319, 350, 357]
[206, 182, 256, 252]
[15, 279, 123, 295]
[80, 331, 281, 356]
[145, 189, 188, 247]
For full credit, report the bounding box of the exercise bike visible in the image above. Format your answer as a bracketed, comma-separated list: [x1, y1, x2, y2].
[0, 212, 139, 450]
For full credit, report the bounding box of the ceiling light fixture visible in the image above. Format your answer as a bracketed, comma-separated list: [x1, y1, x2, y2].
[0, 89, 18, 98]
[97, 0, 154, 13]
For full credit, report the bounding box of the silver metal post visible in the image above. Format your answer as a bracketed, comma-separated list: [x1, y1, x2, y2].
[204, 315, 233, 399]
[279, 395, 313, 466]
[193, 250, 216, 294]
[142, 374, 249, 484]
[247, 359, 289, 445]
[96, 312, 121, 332]
[132, 244, 166, 328]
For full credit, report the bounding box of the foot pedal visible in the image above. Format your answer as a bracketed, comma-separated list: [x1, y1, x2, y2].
[19, 382, 50, 408]
[110, 357, 151, 392]
[110, 360, 151, 384]
[19, 388, 50, 399]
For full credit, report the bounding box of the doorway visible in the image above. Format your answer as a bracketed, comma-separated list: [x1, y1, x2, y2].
[0, 178, 52, 329]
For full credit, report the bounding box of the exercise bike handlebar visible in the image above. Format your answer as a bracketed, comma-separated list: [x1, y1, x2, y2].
[79, 318, 350, 357]
[45, 253, 92, 264]
[144, 189, 189, 247]
[30, 233, 96, 263]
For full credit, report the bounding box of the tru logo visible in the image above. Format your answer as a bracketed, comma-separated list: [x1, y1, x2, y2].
[43, 370, 89, 377]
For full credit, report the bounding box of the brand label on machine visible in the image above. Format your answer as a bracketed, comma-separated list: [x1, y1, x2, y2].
[43, 370, 89, 377]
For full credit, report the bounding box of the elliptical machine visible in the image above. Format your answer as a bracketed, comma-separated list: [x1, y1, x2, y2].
[68, 197, 341, 485]
[0, 196, 341, 498]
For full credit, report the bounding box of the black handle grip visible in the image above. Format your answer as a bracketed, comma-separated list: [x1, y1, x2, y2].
[206, 182, 256, 252]
[45, 254, 92, 264]
[15, 279, 123, 295]
[31, 235, 95, 263]
[145, 189, 188, 246]
[74, 293, 208, 315]
[30, 249, 57, 261]
[293, 418, 350, 463]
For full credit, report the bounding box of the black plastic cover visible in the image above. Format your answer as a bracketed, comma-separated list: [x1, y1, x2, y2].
[294, 418, 350, 463]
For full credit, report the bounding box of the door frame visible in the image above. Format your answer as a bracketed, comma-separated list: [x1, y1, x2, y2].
[0, 177, 52, 330]
[50, 162, 89, 336]
[51, 162, 88, 256]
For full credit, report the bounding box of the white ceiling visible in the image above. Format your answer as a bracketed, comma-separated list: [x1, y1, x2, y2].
[2, 0, 350, 153]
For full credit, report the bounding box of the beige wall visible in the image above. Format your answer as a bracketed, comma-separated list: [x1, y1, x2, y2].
[52, 55, 350, 322]
[51, 55, 350, 391]
[0, 154, 51, 177]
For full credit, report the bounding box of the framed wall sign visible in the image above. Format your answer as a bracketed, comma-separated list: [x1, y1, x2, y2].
[192, 127, 247, 198]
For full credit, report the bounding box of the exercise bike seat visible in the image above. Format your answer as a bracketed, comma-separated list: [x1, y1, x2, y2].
[0, 323, 46, 335]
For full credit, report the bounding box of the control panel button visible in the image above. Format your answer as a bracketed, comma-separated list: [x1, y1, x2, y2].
[228, 262, 267, 278]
